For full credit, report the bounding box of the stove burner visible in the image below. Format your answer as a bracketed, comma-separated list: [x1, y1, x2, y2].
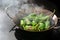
[14, 29, 52, 40]
[14, 20, 60, 40]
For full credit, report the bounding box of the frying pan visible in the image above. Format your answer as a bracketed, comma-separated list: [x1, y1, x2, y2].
[5, 0, 59, 32]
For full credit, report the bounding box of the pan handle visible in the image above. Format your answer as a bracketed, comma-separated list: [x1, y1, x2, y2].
[5, 4, 13, 19]
[52, 18, 60, 35]
[58, 18, 60, 22]
[4, 5, 20, 32]
[9, 25, 19, 32]
[53, 18, 60, 30]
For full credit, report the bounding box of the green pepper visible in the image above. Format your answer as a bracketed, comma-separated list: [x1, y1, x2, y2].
[40, 16, 49, 20]
[24, 25, 29, 30]
[39, 13, 44, 17]
[24, 18, 31, 25]
[39, 16, 49, 23]
[20, 12, 51, 31]
[45, 19, 50, 30]
[24, 25, 34, 31]
[34, 16, 40, 23]
[32, 20, 36, 26]
[38, 23, 45, 31]
[28, 13, 36, 20]
[20, 20, 24, 25]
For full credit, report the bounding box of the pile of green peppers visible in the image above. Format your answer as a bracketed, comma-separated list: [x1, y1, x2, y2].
[20, 13, 50, 31]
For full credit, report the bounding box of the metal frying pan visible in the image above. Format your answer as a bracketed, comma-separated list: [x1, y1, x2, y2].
[4, 0, 59, 32]
[5, 0, 58, 30]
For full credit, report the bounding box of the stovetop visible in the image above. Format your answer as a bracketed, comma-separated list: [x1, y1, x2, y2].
[14, 21, 60, 40]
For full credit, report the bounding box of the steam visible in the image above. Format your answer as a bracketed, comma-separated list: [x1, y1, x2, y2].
[0, 0, 28, 18]
[0, 0, 45, 19]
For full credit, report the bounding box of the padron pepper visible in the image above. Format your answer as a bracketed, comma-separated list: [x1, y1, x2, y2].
[38, 23, 45, 31]
[45, 19, 50, 30]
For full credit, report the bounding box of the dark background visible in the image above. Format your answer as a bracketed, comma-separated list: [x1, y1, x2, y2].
[49, 0, 60, 17]
[33, 0, 60, 17]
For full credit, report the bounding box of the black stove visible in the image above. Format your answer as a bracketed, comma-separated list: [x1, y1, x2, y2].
[14, 21, 60, 40]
